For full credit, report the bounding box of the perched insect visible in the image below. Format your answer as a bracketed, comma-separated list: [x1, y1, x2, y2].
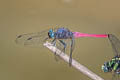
[16, 27, 108, 66]
[102, 34, 120, 80]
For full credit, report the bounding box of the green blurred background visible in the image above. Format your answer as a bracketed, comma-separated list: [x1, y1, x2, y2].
[0, 0, 120, 80]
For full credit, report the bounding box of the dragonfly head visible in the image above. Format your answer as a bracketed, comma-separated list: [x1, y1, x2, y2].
[102, 62, 111, 72]
[48, 29, 55, 38]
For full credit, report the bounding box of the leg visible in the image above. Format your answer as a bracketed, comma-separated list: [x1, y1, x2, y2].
[59, 40, 66, 53]
[44, 37, 49, 42]
[51, 39, 58, 55]
[51, 39, 60, 61]
[51, 38, 56, 46]
[117, 74, 119, 80]
[112, 72, 116, 80]
[69, 38, 75, 66]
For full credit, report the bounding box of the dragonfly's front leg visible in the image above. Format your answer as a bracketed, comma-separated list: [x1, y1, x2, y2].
[44, 37, 49, 42]
[51, 39, 60, 61]
[51, 38, 58, 55]
[69, 38, 74, 66]
[59, 40, 66, 53]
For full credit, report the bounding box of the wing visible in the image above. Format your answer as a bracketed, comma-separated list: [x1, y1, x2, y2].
[108, 34, 120, 56]
[15, 29, 51, 46]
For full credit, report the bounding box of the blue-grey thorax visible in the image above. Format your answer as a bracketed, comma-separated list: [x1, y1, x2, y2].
[54, 28, 73, 39]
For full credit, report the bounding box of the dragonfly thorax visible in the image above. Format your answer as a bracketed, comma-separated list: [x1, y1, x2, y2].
[55, 28, 73, 39]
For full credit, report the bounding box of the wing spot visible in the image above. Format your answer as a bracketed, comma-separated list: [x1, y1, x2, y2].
[27, 37, 32, 40]
[17, 35, 22, 38]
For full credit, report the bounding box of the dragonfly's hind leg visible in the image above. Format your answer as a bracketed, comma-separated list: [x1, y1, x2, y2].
[59, 40, 66, 53]
[69, 38, 74, 66]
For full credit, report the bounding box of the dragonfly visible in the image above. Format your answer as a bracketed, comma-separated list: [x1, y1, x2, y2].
[102, 34, 120, 80]
[16, 27, 108, 66]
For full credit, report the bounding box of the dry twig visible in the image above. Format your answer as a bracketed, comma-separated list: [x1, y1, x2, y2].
[43, 41, 104, 80]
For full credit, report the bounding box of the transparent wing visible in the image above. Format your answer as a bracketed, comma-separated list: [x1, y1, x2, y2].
[108, 34, 120, 56]
[15, 30, 49, 46]
[15, 28, 58, 46]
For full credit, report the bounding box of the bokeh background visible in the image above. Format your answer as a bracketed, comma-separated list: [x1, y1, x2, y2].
[0, 0, 120, 80]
